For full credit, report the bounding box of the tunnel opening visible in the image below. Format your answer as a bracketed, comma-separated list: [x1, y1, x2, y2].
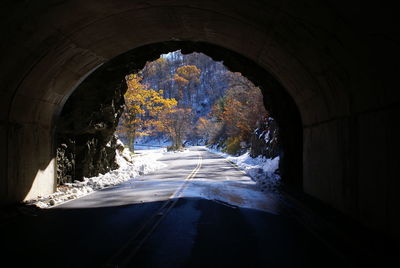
[114, 50, 281, 192]
[118, 50, 279, 159]
[54, 41, 302, 197]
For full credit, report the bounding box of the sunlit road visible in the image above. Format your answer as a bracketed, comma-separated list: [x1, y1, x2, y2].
[1, 147, 350, 267]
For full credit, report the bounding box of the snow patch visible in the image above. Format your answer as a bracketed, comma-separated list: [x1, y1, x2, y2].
[182, 178, 275, 212]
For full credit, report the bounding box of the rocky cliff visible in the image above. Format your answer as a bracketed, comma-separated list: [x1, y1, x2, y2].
[250, 117, 280, 159]
[55, 72, 126, 185]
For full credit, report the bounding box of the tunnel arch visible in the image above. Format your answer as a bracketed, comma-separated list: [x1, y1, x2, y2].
[55, 41, 303, 189]
[1, 0, 399, 238]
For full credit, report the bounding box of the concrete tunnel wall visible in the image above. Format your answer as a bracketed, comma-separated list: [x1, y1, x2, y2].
[0, 0, 399, 238]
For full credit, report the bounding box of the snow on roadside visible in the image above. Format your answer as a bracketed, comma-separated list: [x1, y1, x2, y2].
[25, 146, 167, 208]
[182, 177, 281, 213]
[206, 147, 280, 192]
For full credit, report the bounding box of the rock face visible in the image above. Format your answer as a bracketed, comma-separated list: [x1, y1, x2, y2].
[55, 73, 127, 185]
[250, 117, 280, 159]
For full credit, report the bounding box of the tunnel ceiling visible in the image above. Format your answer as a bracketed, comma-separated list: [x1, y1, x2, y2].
[2, 0, 394, 129]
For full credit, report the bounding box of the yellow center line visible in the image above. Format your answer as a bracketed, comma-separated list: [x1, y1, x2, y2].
[105, 150, 203, 267]
[169, 150, 203, 199]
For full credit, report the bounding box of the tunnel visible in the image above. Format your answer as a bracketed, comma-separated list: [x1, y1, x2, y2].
[1, 0, 399, 243]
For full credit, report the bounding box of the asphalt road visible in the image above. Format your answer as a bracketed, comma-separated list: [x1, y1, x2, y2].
[0, 147, 351, 267]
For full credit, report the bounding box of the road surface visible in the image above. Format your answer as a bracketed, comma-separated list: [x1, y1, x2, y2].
[0, 147, 350, 267]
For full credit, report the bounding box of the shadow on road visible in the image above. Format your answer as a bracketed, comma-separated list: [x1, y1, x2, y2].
[1, 198, 352, 268]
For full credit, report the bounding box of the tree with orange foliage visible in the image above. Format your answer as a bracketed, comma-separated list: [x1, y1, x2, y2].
[117, 74, 177, 152]
[209, 74, 268, 154]
[173, 65, 201, 105]
[155, 107, 193, 150]
[194, 116, 214, 143]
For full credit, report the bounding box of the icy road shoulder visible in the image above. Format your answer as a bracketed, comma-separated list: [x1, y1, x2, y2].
[178, 147, 282, 213]
[205, 147, 280, 191]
